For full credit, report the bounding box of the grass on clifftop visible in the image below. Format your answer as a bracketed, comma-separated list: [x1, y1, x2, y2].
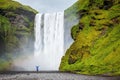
[0, 0, 37, 13]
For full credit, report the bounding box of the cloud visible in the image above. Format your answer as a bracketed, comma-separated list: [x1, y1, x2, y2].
[13, 0, 77, 12]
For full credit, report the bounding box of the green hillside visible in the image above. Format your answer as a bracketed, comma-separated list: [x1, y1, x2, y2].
[0, 0, 37, 71]
[60, 0, 120, 76]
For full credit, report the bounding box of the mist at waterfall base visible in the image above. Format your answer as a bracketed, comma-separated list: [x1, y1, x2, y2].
[12, 12, 64, 71]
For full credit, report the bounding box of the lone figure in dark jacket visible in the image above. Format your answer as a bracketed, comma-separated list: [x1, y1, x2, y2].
[36, 66, 39, 72]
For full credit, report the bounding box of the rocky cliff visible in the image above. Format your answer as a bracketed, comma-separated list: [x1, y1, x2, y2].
[60, 0, 120, 75]
[0, 0, 37, 71]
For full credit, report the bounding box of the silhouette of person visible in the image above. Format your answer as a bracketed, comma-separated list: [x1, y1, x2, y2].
[36, 66, 39, 72]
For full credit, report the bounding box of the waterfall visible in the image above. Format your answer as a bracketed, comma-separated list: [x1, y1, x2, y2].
[34, 12, 64, 70]
[34, 14, 43, 57]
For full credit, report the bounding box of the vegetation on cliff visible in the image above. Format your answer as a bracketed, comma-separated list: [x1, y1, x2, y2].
[60, 0, 120, 75]
[0, 0, 37, 71]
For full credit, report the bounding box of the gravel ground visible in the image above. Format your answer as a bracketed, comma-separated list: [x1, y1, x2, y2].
[0, 72, 120, 80]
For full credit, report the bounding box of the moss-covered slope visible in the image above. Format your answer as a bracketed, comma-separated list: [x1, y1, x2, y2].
[60, 0, 120, 75]
[0, 0, 37, 71]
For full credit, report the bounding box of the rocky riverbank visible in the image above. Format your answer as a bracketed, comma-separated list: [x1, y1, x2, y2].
[0, 72, 120, 80]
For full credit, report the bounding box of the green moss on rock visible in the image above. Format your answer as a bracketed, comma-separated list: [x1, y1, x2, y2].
[0, 0, 37, 70]
[0, 0, 37, 13]
[60, 0, 120, 75]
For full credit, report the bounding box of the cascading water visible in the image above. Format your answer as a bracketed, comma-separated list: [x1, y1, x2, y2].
[34, 14, 43, 57]
[34, 12, 64, 70]
[12, 12, 64, 71]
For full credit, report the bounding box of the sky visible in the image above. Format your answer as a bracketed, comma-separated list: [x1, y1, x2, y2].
[14, 0, 77, 13]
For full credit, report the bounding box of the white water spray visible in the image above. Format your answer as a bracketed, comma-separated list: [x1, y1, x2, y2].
[34, 12, 64, 70]
[34, 14, 43, 57]
[12, 12, 64, 71]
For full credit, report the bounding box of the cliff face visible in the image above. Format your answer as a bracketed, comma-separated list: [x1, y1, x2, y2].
[64, 2, 79, 51]
[60, 0, 120, 75]
[0, 0, 37, 70]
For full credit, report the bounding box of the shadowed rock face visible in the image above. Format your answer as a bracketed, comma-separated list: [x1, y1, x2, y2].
[60, 0, 120, 75]
[0, 0, 37, 71]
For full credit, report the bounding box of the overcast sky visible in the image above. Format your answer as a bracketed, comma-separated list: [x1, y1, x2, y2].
[14, 0, 77, 13]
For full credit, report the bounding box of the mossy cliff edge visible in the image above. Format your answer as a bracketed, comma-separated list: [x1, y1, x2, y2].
[60, 0, 120, 75]
[0, 0, 37, 71]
